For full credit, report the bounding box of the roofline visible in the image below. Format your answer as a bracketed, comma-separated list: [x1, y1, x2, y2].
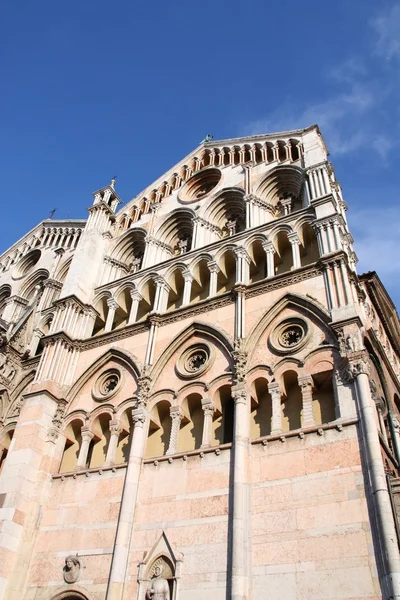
[122, 124, 321, 212]
[0, 219, 87, 262]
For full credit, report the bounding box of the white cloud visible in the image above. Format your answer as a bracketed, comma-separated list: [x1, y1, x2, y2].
[371, 4, 400, 61]
[349, 206, 400, 280]
[243, 81, 376, 156]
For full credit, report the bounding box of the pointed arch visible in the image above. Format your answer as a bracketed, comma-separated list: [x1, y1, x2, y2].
[109, 226, 147, 264]
[19, 268, 49, 299]
[66, 347, 141, 403]
[150, 321, 233, 385]
[245, 292, 331, 360]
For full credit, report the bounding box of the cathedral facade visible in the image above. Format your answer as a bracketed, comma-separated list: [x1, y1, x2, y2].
[1, 126, 400, 600]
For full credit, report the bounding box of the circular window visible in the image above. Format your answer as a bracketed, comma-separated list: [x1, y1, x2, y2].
[12, 250, 41, 280]
[176, 343, 213, 379]
[92, 369, 122, 401]
[178, 168, 222, 204]
[269, 318, 309, 354]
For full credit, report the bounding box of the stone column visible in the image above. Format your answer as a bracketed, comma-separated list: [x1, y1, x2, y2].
[105, 407, 148, 600]
[154, 278, 170, 313]
[234, 248, 250, 285]
[182, 272, 193, 306]
[166, 407, 183, 455]
[231, 384, 251, 600]
[144, 315, 161, 366]
[201, 398, 215, 448]
[104, 421, 122, 466]
[268, 382, 282, 434]
[262, 241, 275, 278]
[105, 299, 118, 333]
[128, 290, 142, 325]
[76, 426, 94, 470]
[298, 375, 315, 427]
[349, 356, 400, 599]
[207, 261, 220, 297]
[288, 233, 301, 269]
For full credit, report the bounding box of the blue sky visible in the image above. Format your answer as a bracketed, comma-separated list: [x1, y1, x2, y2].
[2, 0, 400, 306]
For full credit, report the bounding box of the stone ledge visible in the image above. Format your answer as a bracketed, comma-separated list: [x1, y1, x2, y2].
[251, 418, 358, 446]
[53, 461, 127, 480]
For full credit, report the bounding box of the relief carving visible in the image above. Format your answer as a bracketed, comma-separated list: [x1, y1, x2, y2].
[145, 563, 170, 600]
[63, 555, 82, 584]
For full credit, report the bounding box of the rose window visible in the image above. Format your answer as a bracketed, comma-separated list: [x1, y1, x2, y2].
[280, 325, 303, 347]
[269, 318, 309, 354]
[176, 344, 213, 378]
[93, 369, 122, 401]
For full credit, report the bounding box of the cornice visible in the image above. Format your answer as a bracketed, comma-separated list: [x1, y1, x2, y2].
[246, 264, 322, 299]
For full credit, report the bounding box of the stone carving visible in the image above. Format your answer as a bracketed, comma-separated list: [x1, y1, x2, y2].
[280, 325, 303, 347]
[63, 555, 82, 584]
[137, 365, 153, 406]
[232, 338, 248, 385]
[146, 564, 170, 600]
[0, 354, 16, 383]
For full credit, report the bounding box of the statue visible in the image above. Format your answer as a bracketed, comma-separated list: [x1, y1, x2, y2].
[63, 555, 81, 584]
[146, 564, 170, 600]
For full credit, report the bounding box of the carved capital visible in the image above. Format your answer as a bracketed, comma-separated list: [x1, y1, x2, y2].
[231, 386, 249, 405]
[132, 408, 146, 425]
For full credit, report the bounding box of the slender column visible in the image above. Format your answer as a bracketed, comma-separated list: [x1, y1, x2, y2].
[207, 261, 220, 297]
[323, 265, 335, 310]
[298, 375, 315, 427]
[333, 261, 345, 307]
[153, 278, 170, 313]
[182, 272, 193, 306]
[128, 290, 142, 325]
[339, 259, 351, 306]
[144, 316, 160, 365]
[76, 427, 94, 470]
[262, 241, 275, 278]
[105, 408, 148, 600]
[234, 248, 250, 285]
[288, 233, 301, 269]
[326, 222, 335, 252]
[104, 421, 122, 466]
[317, 168, 325, 195]
[307, 172, 316, 199]
[235, 286, 246, 340]
[105, 299, 118, 332]
[201, 399, 215, 448]
[166, 407, 183, 455]
[268, 382, 282, 434]
[231, 385, 251, 600]
[349, 356, 400, 599]
[332, 219, 341, 250]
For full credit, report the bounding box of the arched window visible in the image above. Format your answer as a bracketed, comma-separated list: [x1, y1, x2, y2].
[167, 269, 185, 311]
[146, 401, 172, 458]
[89, 413, 112, 469]
[216, 250, 236, 294]
[249, 240, 267, 283]
[190, 259, 210, 302]
[0, 429, 14, 473]
[0, 285, 11, 318]
[178, 394, 204, 452]
[274, 231, 293, 275]
[281, 371, 302, 431]
[60, 419, 83, 473]
[212, 385, 234, 445]
[92, 295, 109, 335]
[250, 378, 272, 438]
[299, 223, 319, 265]
[137, 279, 156, 321]
[312, 370, 336, 425]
